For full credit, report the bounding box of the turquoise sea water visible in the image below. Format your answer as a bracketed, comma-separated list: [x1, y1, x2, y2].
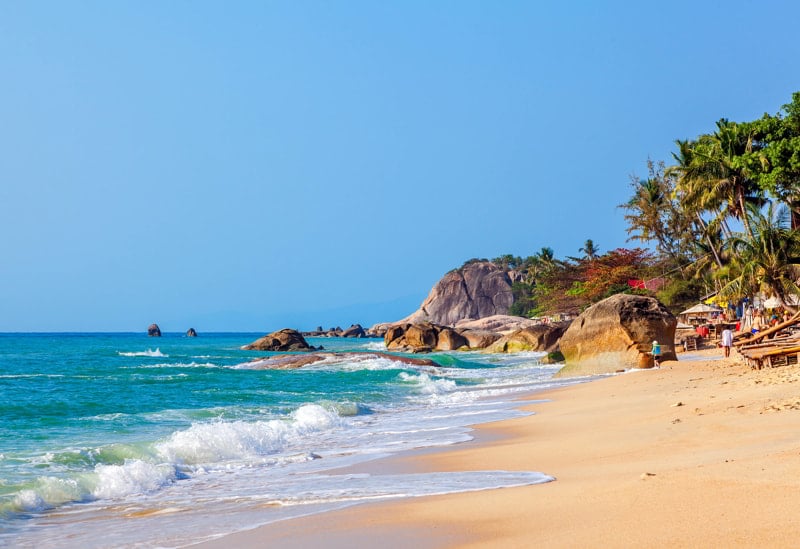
[0, 333, 583, 547]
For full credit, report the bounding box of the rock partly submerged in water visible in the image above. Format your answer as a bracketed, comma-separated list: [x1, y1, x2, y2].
[147, 324, 162, 337]
[556, 294, 677, 378]
[302, 323, 379, 338]
[242, 329, 316, 352]
[385, 322, 465, 353]
[186, 328, 198, 337]
[238, 352, 439, 370]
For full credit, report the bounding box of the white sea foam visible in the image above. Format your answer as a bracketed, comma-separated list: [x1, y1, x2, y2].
[397, 371, 458, 397]
[13, 476, 84, 512]
[117, 349, 167, 358]
[146, 362, 219, 369]
[359, 341, 387, 351]
[154, 404, 341, 466]
[91, 461, 175, 500]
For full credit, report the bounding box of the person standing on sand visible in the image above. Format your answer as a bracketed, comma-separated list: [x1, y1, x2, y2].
[721, 328, 733, 358]
[651, 340, 662, 367]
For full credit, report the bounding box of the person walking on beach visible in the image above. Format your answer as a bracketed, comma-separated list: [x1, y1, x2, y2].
[721, 328, 733, 358]
[651, 340, 662, 367]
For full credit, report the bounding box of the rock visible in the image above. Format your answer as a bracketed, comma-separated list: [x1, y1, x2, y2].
[487, 324, 567, 353]
[556, 294, 677, 378]
[341, 324, 366, 338]
[404, 323, 438, 349]
[455, 315, 542, 335]
[147, 324, 161, 337]
[367, 322, 393, 338]
[539, 351, 565, 364]
[436, 327, 469, 351]
[384, 325, 409, 347]
[186, 328, 197, 337]
[385, 321, 552, 353]
[242, 329, 314, 352]
[384, 323, 438, 352]
[459, 329, 502, 349]
[401, 262, 514, 326]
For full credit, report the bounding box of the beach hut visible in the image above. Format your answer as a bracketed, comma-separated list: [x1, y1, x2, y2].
[679, 303, 722, 326]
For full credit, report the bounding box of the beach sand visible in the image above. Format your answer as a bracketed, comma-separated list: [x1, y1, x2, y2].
[195, 347, 800, 548]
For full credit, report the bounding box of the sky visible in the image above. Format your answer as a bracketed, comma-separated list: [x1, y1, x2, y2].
[2, 1, 800, 332]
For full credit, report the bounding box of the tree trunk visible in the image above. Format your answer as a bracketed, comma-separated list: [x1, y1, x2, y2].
[739, 190, 754, 239]
[696, 214, 724, 268]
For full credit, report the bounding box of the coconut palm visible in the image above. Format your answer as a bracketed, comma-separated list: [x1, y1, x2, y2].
[579, 239, 599, 259]
[718, 202, 800, 310]
[621, 160, 690, 266]
[674, 120, 765, 239]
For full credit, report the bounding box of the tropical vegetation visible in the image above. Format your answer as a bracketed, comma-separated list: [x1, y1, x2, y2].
[486, 91, 800, 317]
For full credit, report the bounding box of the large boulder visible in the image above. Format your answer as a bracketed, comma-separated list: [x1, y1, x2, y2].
[403, 323, 438, 351]
[556, 294, 677, 377]
[436, 327, 469, 351]
[460, 329, 502, 349]
[341, 324, 366, 338]
[385, 322, 470, 352]
[147, 323, 161, 337]
[186, 328, 197, 337]
[242, 329, 314, 352]
[402, 261, 514, 326]
[487, 324, 567, 353]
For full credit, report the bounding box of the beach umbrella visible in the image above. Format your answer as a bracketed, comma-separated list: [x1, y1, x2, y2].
[763, 295, 800, 308]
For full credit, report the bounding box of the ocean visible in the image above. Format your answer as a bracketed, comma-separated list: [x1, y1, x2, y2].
[0, 333, 586, 547]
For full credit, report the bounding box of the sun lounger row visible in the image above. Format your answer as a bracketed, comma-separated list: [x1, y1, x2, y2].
[739, 341, 800, 369]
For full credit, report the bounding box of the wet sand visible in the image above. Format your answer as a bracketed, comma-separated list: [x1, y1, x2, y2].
[195, 347, 800, 548]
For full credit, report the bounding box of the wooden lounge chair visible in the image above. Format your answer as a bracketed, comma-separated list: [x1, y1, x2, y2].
[742, 345, 800, 369]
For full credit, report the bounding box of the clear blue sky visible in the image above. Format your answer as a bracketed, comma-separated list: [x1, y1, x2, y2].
[2, 1, 799, 332]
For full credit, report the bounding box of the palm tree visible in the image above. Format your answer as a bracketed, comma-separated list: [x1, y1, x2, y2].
[674, 120, 765, 239]
[621, 162, 689, 266]
[537, 246, 554, 263]
[579, 239, 599, 259]
[718, 202, 800, 311]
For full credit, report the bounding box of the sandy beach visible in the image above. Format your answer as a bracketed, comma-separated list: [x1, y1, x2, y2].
[196, 347, 800, 548]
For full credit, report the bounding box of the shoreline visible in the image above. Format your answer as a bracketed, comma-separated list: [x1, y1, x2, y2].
[194, 347, 800, 548]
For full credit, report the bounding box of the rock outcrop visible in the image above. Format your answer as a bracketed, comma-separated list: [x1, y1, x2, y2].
[486, 324, 568, 353]
[186, 328, 197, 337]
[303, 324, 378, 338]
[340, 324, 366, 338]
[460, 329, 502, 349]
[147, 324, 161, 337]
[436, 327, 468, 351]
[386, 322, 471, 353]
[556, 294, 677, 377]
[383, 320, 569, 354]
[402, 261, 514, 326]
[242, 329, 315, 352]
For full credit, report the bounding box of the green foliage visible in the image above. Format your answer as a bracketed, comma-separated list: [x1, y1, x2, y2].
[656, 278, 705, 313]
[622, 91, 800, 311]
[489, 246, 656, 317]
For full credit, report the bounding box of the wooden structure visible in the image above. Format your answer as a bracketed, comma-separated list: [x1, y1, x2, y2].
[735, 311, 800, 369]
